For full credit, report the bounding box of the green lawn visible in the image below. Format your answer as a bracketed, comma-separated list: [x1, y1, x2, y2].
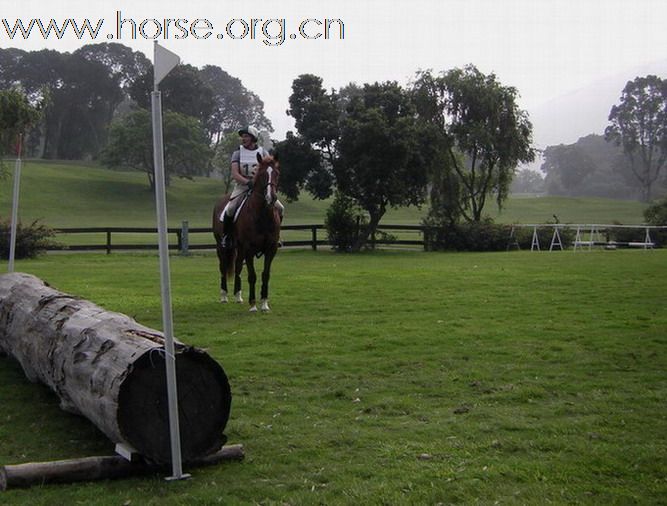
[1, 249, 666, 504]
[0, 160, 650, 228]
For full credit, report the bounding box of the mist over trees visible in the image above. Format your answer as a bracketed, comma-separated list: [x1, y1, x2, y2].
[540, 134, 642, 199]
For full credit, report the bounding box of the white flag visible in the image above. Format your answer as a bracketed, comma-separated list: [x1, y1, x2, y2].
[153, 42, 180, 88]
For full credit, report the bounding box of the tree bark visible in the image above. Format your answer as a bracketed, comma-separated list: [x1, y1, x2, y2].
[0, 272, 232, 465]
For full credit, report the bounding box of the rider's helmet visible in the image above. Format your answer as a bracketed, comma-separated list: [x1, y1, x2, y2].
[238, 126, 260, 143]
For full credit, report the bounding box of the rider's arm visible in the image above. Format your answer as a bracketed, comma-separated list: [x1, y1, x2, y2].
[230, 162, 251, 185]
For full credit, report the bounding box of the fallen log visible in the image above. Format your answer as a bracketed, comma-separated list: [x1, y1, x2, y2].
[0, 272, 232, 465]
[0, 444, 244, 490]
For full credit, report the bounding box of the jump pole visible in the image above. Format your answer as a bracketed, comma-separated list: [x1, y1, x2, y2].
[8, 134, 22, 273]
[151, 41, 188, 481]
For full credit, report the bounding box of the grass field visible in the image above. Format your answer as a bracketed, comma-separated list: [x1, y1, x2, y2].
[1, 249, 666, 504]
[0, 160, 651, 228]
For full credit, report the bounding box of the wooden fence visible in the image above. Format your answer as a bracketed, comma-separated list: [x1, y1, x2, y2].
[48, 223, 664, 254]
[49, 223, 428, 254]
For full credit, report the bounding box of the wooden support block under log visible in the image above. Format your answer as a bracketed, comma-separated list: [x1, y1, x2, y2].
[0, 272, 232, 465]
[0, 444, 244, 490]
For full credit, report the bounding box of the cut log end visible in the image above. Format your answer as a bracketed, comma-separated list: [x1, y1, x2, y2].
[118, 347, 232, 465]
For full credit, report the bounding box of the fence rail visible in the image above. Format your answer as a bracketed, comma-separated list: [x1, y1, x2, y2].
[48, 223, 665, 254]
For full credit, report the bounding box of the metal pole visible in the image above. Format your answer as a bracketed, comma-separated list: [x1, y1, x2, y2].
[8, 137, 22, 273]
[151, 90, 187, 481]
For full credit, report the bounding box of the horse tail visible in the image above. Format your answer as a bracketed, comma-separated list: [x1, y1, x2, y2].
[222, 245, 236, 280]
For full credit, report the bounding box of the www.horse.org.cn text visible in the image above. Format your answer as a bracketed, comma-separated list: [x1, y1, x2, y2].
[1, 11, 346, 46]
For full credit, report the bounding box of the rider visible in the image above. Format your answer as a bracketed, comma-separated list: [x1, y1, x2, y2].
[220, 126, 284, 248]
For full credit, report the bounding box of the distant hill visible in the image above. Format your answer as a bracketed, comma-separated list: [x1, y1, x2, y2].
[523, 59, 667, 171]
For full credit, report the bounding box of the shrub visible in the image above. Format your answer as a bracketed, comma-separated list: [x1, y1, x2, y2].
[423, 217, 514, 252]
[607, 221, 646, 244]
[0, 219, 56, 259]
[643, 198, 667, 246]
[324, 193, 367, 252]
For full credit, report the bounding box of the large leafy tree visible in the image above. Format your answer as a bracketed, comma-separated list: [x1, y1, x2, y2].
[200, 65, 272, 147]
[131, 64, 272, 147]
[101, 109, 213, 190]
[413, 65, 535, 222]
[74, 43, 150, 91]
[287, 75, 437, 250]
[336, 82, 436, 250]
[605, 75, 667, 202]
[0, 46, 147, 159]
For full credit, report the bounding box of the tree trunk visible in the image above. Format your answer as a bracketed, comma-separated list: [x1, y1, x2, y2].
[0, 272, 232, 465]
[352, 209, 384, 252]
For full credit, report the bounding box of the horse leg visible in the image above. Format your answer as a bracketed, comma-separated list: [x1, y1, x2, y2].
[260, 251, 275, 312]
[233, 250, 244, 303]
[217, 244, 228, 303]
[246, 255, 258, 312]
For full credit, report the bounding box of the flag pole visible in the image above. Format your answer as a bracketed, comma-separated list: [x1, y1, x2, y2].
[151, 41, 188, 481]
[8, 134, 23, 273]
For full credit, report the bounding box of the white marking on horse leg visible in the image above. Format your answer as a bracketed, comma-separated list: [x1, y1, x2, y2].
[249, 304, 258, 312]
[220, 289, 228, 303]
[260, 299, 271, 312]
[234, 291, 243, 303]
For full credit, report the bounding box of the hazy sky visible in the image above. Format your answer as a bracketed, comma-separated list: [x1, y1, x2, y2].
[3, 0, 666, 143]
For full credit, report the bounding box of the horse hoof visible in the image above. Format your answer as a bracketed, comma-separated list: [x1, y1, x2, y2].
[234, 292, 243, 303]
[260, 300, 271, 312]
[220, 296, 228, 303]
[249, 305, 258, 312]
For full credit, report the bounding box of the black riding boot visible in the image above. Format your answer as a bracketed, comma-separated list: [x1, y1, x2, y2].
[221, 213, 235, 249]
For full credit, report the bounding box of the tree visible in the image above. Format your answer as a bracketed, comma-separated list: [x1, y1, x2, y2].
[336, 82, 436, 250]
[413, 65, 535, 222]
[74, 43, 150, 91]
[1, 48, 125, 159]
[287, 74, 339, 164]
[129, 64, 216, 128]
[131, 64, 272, 147]
[101, 109, 213, 189]
[0, 88, 42, 171]
[286, 77, 436, 250]
[200, 65, 272, 147]
[541, 144, 596, 191]
[605, 75, 667, 202]
[540, 134, 640, 199]
[272, 131, 330, 201]
[510, 169, 544, 194]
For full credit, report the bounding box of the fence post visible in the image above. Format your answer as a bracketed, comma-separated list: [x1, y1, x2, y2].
[311, 226, 317, 251]
[180, 221, 189, 256]
[106, 230, 112, 255]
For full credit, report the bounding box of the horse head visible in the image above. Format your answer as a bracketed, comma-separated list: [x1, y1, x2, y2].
[253, 152, 280, 209]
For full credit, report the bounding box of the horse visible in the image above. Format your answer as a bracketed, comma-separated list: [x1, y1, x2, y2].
[212, 153, 281, 312]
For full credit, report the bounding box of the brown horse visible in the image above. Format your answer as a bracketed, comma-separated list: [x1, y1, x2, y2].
[212, 153, 281, 312]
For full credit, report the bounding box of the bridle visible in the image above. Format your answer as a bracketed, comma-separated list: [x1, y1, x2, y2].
[253, 161, 278, 207]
